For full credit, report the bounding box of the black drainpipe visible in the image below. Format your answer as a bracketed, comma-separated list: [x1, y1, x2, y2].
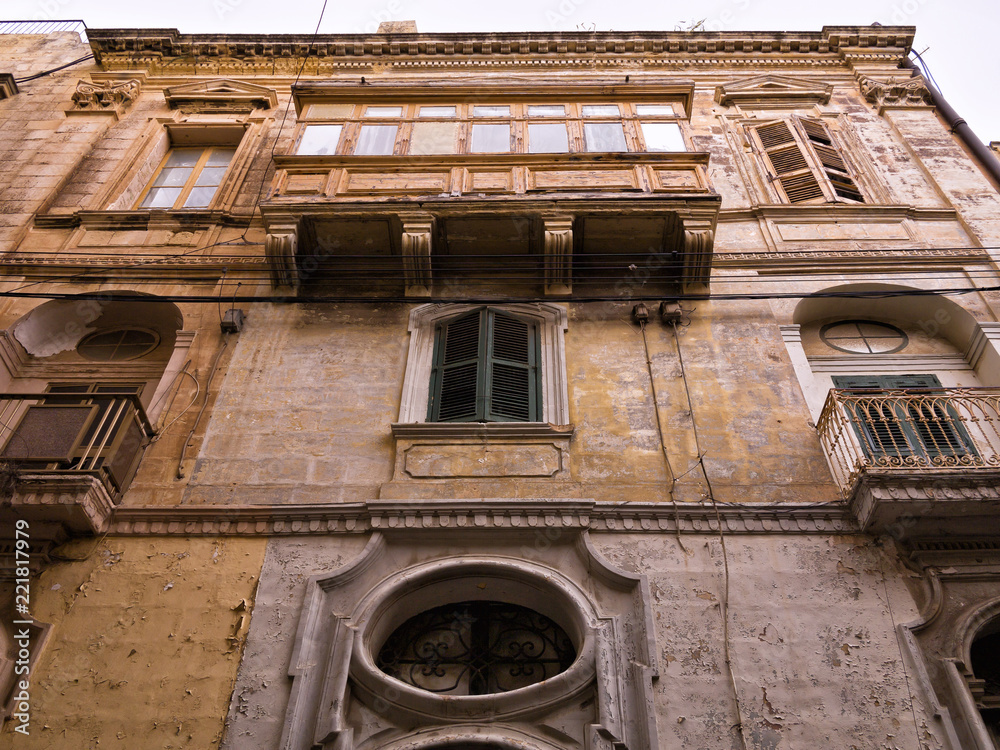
[902, 56, 1000, 191]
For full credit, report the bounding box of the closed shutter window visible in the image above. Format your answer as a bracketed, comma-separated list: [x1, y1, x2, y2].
[749, 118, 864, 205]
[428, 308, 541, 422]
[833, 374, 975, 461]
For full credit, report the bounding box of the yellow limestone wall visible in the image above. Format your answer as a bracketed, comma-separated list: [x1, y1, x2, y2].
[3, 537, 266, 749]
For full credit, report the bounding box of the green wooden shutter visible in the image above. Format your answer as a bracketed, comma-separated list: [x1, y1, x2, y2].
[428, 310, 485, 422]
[484, 309, 540, 422]
[750, 121, 825, 204]
[833, 375, 914, 458]
[833, 375, 975, 462]
[880, 375, 975, 460]
[799, 119, 864, 203]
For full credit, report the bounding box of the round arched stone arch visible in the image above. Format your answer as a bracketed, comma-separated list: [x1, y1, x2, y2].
[779, 283, 1000, 418]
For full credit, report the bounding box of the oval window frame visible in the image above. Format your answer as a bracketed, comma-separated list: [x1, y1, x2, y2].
[77, 327, 160, 361]
[819, 319, 908, 355]
[348, 558, 598, 722]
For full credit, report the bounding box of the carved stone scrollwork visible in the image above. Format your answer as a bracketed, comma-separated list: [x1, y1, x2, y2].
[543, 215, 573, 296]
[265, 224, 299, 288]
[682, 225, 715, 288]
[399, 213, 434, 297]
[70, 79, 141, 114]
[859, 75, 932, 111]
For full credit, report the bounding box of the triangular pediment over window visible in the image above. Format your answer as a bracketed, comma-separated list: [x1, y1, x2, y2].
[163, 79, 278, 111]
[715, 75, 833, 107]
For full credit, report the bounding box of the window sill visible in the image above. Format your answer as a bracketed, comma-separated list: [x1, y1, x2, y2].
[391, 422, 574, 439]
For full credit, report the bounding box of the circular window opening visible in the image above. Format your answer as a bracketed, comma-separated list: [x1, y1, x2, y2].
[376, 600, 577, 695]
[819, 320, 908, 354]
[78, 328, 159, 361]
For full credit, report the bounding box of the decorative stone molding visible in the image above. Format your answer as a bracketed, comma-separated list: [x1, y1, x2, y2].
[107, 498, 856, 535]
[714, 74, 833, 108]
[542, 215, 573, 295]
[858, 74, 933, 112]
[163, 78, 277, 112]
[68, 78, 140, 116]
[391, 424, 574, 480]
[848, 469, 1000, 540]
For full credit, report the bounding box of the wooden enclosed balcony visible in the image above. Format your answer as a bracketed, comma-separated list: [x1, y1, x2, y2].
[261, 153, 719, 297]
[0, 391, 154, 537]
[817, 387, 1000, 537]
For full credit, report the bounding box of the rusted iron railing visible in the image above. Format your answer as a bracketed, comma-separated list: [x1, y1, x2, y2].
[817, 387, 1000, 497]
[0, 390, 154, 500]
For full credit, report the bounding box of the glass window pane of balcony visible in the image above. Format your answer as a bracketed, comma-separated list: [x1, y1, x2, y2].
[582, 104, 619, 117]
[472, 105, 510, 117]
[418, 106, 457, 117]
[296, 124, 344, 155]
[410, 121, 459, 154]
[470, 123, 511, 153]
[640, 122, 686, 152]
[528, 122, 569, 153]
[355, 125, 398, 155]
[583, 122, 627, 152]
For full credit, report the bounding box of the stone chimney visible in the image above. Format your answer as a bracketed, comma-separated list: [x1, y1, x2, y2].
[376, 21, 418, 33]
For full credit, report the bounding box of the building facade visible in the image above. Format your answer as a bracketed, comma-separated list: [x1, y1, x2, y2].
[1, 21, 1000, 750]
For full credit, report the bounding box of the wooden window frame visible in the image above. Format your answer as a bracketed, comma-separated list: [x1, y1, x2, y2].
[294, 101, 686, 156]
[134, 145, 237, 210]
[747, 116, 865, 205]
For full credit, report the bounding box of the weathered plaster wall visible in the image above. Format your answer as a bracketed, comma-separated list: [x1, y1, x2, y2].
[188, 299, 836, 506]
[592, 533, 943, 750]
[0, 536, 266, 748]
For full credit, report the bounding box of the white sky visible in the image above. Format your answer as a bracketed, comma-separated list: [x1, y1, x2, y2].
[4, 0, 998, 143]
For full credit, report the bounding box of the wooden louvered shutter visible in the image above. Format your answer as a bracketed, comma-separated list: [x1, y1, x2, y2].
[799, 119, 864, 202]
[428, 310, 485, 422]
[750, 121, 824, 204]
[833, 375, 914, 458]
[485, 309, 540, 422]
[879, 375, 974, 459]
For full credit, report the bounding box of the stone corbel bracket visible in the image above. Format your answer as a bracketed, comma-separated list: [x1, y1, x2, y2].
[397, 211, 434, 297]
[68, 78, 141, 118]
[542, 214, 574, 296]
[858, 74, 933, 114]
[265, 218, 301, 288]
[680, 216, 715, 288]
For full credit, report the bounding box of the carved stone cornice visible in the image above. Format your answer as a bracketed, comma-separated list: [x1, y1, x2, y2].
[858, 74, 933, 112]
[86, 27, 915, 74]
[106, 498, 856, 535]
[68, 78, 140, 117]
[1, 474, 116, 537]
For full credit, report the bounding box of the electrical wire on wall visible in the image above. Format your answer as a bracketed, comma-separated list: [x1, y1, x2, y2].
[670, 307, 749, 750]
[633, 307, 687, 554]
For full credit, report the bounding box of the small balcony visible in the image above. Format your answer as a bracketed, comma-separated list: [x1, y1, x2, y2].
[0, 391, 154, 539]
[817, 387, 1000, 538]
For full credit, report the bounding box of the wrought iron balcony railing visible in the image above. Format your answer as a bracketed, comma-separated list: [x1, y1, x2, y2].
[0, 390, 154, 501]
[817, 387, 1000, 497]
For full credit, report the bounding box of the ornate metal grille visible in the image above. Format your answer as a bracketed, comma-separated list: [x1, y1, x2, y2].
[376, 601, 576, 695]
